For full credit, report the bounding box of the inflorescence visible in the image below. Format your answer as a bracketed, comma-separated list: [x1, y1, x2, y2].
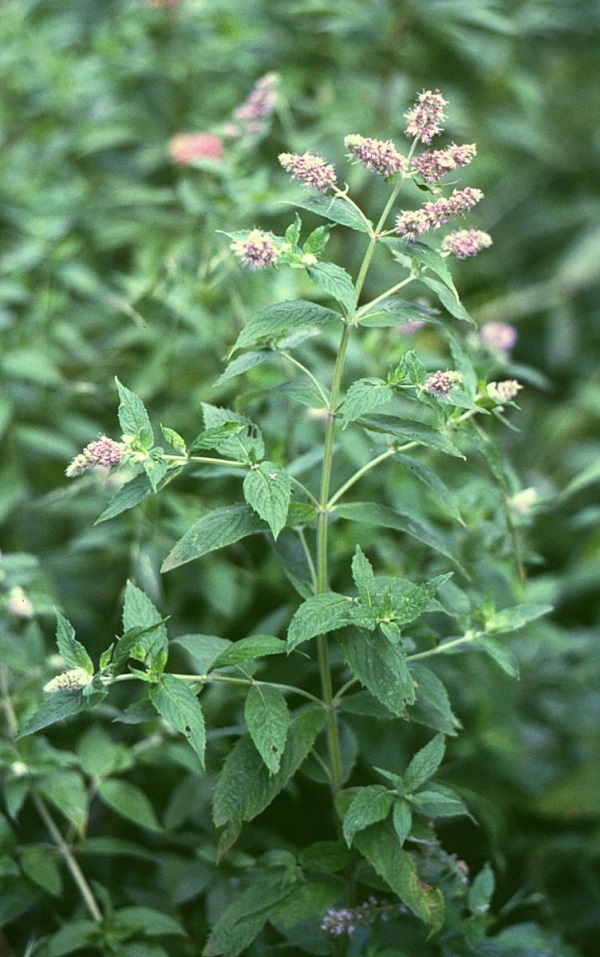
[65, 436, 126, 478]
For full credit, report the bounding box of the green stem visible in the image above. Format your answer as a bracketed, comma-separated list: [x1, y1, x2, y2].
[32, 793, 103, 924]
[280, 350, 332, 408]
[327, 447, 398, 509]
[354, 274, 415, 321]
[407, 630, 480, 661]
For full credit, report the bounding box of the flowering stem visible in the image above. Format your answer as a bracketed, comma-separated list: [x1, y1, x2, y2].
[327, 444, 418, 510]
[32, 793, 103, 924]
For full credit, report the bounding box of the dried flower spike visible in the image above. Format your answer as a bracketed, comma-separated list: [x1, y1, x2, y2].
[442, 228, 492, 259]
[404, 89, 448, 144]
[279, 151, 337, 192]
[344, 134, 405, 177]
[230, 229, 280, 270]
[487, 379, 522, 403]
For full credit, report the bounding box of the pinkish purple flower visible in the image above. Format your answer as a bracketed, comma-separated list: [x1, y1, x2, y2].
[230, 229, 280, 270]
[442, 228, 492, 259]
[487, 379, 522, 403]
[412, 143, 477, 183]
[425, 370, 463, 396]
[321, 907, 356, 937]
[66, 436, 126, 477]
[395, 187, 484, 239]
[233, 73, 279, 134]
[344, 134, 405, 177]
[404, 89, 448, 144]
[480, 321, 518, 351]
[168, 133, 224, 164]
[279, 151, 337, 192]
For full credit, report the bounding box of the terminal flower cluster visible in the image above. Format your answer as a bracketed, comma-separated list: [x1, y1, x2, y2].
[321, 897, 404, 937]
[441, 228, 492, 259]
[412, 142, 477, 183]
[44, 668, 92, 694]
[278, 151, 337, 192]
[230, 229, 280, 270]
[487, 379, 522, 403]
[404, 89, 448, 144]
[66, 436, 126, 478]
[233, 72, 279, 135]
[395, 187, 483, 240]
[425, 369, 464, 396]
[480, 321, 518, 352]
[344, 134, 405, 177]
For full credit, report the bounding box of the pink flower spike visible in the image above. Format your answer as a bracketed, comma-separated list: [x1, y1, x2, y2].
[66, 436, 126, 477]
[487, 379, 522, 403]
[442, 228, 492, 259]
[279, 151, 337, 192]
[425, 370, 463, 396]
[344, 134, 405, 177]
[234, 73, 279, 133]
[480, 321, 517, 351]
[412, 143, 477, 183]
[230, 229, 280, 270]
[404, 89, 448, 144]
[169, 133, 224, 164]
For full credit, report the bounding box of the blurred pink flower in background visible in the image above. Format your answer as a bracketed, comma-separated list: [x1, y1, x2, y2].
[168, 133, 224, 164]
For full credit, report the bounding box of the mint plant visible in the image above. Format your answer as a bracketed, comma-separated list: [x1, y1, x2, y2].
[17, 89, 551, 956]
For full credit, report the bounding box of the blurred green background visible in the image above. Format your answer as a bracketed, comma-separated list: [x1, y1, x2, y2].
[1, 0, 599, 953]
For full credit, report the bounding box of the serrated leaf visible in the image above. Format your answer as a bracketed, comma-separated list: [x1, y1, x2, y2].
[392, 800, 413, 845]
[354, 823, 445, 932]
[121, 582, 168, 676]
[54, 611, 93, 673]
[39, 770, 89, 833]
[115, 378, 154, 447]
[46, 920, 100, 956]
[162, 505, 266, 572]
[468, 863, 495, 915]
[394, 454, 464, 524]
[378, 574, 452, 629]
[338, 629, 415, 714]
[212, 707, 325, 828]
[245, 685, 289, 774]
[143, 452, 168, 493]
[410, 664, 461, 735]
[18, 691, 89, 737]
[149, 674, 206, 766]
[21, 847, 62, 897]
[287, 592, 377, 651]
[390, 239, 457, 291]
[160, 425, 186, 454]
[410, 784, 469, 819]
[358, 413, 463, 457]
[334, 501, 462, 568]
[232, 300, 341, 353]
[341, 378, 393, 426]
[204, 871, 297, 957]
[243, 462, 291, 539]
[351, 546, 376, 606]
[172, 634, 232, 673]
[307, 262, 356, 315]
[95, 466, 184, 524]
[97, 779, 162, 832]
[285, 193, 373, 233]
[358, 296, 441, 328]
[475, 636, 520, 677]
[211, 635, 287, 669]
[403, 734, 445, 792]
[303, 224, 330, 257]
[200, 404, 264, 462]
[112, 905, 187, 938]
[299, 841, 352, 873]
[214, 350, 276, 386]
[485, 603, 552, 635]
[342, 785, 394, 846]
[419, 275, 475, 325]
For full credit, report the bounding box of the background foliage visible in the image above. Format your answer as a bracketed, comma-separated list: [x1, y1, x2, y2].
[1, 1, 599, 955]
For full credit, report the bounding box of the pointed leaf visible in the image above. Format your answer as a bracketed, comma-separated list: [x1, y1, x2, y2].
[95, 466, 184, 524]
[394, 454, 464, 524]
[121, 582, 168, 676]
[358, 296, 440, 328]
[18, 691, 89, 737]
[200, 403, 264, 461]
[211, 635, 287, 669]
[232, 300, 340, 353]
[245, 685, 289, 774]
[342, 785, 394, 847]
[351, 546, 376, 607]
[410, 783, 469, 819]
[162, 505, 266, 572]
[285, 193, 373, 233]
[54, 611, 93, 673]
[358, 413, 463, 457]
[243, 462, 291, 539]
[115, 378, 154, 447]
[485, 603, 552, 635]
[307, 262, 356, 315]
[204, 872, 297, 957]
[338, 629, 415, 714]
[419, 275, 475, 325]
[410, 663, 461, 735]
[404, 734, 445, 792]
[475, 636, 520, 678]
[341, 378, 393, 426]
[149, 674, 206, 766]
[214, 350, 276, 386]
[97, 779, 162, 832]
[287, 593, 377, 651]
[392, 800, 413, 846]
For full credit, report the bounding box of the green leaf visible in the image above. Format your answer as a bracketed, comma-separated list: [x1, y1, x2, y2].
[243, 461, 292, 539]
[200, 403, 264, 462]
[244, 685, 289, 774]
[111, 905, 187, 938]
[468, 863, 495, 915]
[214, 350, 276, 387]
[394, 454, 464, 524]
[403, 734, 445, 792]
[419, 275, 475, 325]
[410, 783, 469, 819]
[338, 629, 415, 714]
[392, 800, 413, 846]
[334, 501, 462, 568]
[307, 262, 356, 316]
[211, 635, 287, 669]
[47, 920, 100, 956]
[342, 785, 394, 847]
[39, 770, 88, 833]
[160, 425, 186, 454]
[299, 841, 353, 874]
[410, 664, 461, 735]
[121, 582, 168, 676]
[97, 779, 162, 833]
[303, 224, 330, 257]
[232, 300, 341, 353]
[358, 296, 440, 328]
[162, 505, 266, 572]
[358, 413, 463, 457]
[341, 378, 393, 426]
[18, 691, 88, 737]
[212, 706, 325, 828]
[21, 847, 62, 896]
[95, 466, 184, 524]
[354, 823, 445, 932]
[351, 546, 376, 607]
[149, 674, 206, 767]
[475, 636, 520, 678]
[172, 634, 232, 673]
[378, 574, 452, 628]
[287, 592, 377, 651]
[485, 603, 552, 635]
[115, 378, 154, 447]
[143, 451, 168, 493]
[54, 611, 93, 673]
[390, 239, 457, 291]
[204, 871, 298, 957]
[285, 193, 373, 233]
